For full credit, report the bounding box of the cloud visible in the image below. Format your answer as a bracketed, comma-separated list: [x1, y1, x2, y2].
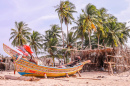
[28, 15, 59, 32]
[114, 0, 130, 22]
[29, 15, 58, 25]
[38, 15, 58, 21]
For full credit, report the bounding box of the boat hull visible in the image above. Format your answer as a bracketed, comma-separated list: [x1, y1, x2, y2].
[15, 59, 83, 77]
[3, 43, 90, 77]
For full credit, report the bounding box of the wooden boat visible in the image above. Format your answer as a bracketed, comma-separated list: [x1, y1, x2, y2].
[3, 44, 90, 77]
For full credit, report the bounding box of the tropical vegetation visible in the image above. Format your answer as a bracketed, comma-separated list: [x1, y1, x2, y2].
[9, 21, 31, 46]
[9, 1, 130, 66]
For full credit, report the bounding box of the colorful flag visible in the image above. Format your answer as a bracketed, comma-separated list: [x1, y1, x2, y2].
[23, 45, 33, 54]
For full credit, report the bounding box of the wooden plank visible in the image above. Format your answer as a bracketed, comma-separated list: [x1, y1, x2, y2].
[104, 62, 116, 64]
[107, 55, 122, 58]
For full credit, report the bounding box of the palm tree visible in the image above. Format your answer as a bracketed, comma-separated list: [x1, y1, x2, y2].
[43, 24, 62, 66]
[65, 31, 77, 48]
[118, 23, 130, 45]
[62, 32, 77, 63]
[46, 24, 61, 39]
[72, 14, 87, 48]
[9, 21, 31, 46]
[63, 1, 76, 37]
[81, 3, 97, 49]
[95, 8, 108, 49]
[105, 21, 130, 47]
[55, 1, 66, 48]
[28, 31, 43, 56]
[43, 31, 58, 66]
[55, 1, 76, 48]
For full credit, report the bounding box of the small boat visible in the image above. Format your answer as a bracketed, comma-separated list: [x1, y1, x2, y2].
[3, 44, 90, 77]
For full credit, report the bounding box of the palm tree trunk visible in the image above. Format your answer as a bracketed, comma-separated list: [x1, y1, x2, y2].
[67, 23, 69, 39]
[53, 57, 55, 67]
[61, 22, 66, 64]
[35, 49, 38, 58]
[98, 35, 100, 49]
[61, 22, 64, 48]
[20, 39, 23, 46]
[81, 36, 84, 48]
[89, 31, 91, 49]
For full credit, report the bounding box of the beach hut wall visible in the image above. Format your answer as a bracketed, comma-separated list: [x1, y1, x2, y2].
[70, 46, 130, 73]
[0, 57, 14, 71]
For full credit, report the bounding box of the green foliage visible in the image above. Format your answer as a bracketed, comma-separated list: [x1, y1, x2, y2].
[43, 25, 62, 65]
[28, 31, 43, 56]
[9, 21, 31, 47]
[9, 3, 130, 61]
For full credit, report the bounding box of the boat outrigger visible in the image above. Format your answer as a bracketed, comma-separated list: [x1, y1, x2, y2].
[3, 44, 90, 77]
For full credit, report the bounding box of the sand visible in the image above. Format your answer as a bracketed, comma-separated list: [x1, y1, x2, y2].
[0, 70, 130, 86]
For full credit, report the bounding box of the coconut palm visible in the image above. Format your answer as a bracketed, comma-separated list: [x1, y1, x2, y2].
[72, 14, 87, 48]
[55, 1, 76, 47]
[62, 32, 77, 63]
[64, 31, 77, 48]
[28, 31, 43, 56]
[9, 21, 31, 46]
[118, 23, 130, 45]
[81, 3, 97, 49]
[43, 31, 58, 66]
[95, 8, 108, 49]
[105, 21, 130, 47]
[55, 1, 66, 48]
[46, 24, 61, 39]
[63, 1, 76, 37]
[43, 24, 63, 66]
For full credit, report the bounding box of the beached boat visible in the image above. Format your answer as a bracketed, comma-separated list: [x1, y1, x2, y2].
[3, 43, 90, 77]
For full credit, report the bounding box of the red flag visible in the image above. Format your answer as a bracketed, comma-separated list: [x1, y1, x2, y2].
[23, 45, 33, 54]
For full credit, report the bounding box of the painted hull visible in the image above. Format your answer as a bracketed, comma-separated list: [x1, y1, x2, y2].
[15, 58, 84, 77]
[3, 43, 89, 77]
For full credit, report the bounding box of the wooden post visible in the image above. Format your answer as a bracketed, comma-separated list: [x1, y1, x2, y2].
[77, 71, 81, 77]
[109, 62, 113, 75]
[44, 73, 47, 78]
[66, 73, 69, 78]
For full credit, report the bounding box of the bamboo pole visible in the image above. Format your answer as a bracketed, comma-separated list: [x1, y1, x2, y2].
[108, 62, 113, 75]
[44, 73, 47, 78]
[66, 73, 69, 78]
[77, 71, 81, 77]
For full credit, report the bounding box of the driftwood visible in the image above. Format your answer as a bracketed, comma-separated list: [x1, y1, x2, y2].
[54, 78, 69, 81]
[4, 75, 40, 81]
[77, 77, 101, 80]
[0, 76, 5, 80]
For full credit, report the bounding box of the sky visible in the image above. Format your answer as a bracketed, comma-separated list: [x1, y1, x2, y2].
[0, 0, 130, 56]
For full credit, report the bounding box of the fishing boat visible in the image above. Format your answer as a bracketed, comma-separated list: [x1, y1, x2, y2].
[3, 43, 90, 77]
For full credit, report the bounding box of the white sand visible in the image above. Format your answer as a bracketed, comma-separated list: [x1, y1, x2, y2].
[0, 70, 130, 86]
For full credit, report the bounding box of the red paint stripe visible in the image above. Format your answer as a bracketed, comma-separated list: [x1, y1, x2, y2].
[29, 70, 36, 73]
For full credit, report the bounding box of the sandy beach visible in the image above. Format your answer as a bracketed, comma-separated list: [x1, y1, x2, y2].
[0, 71, 130, 86]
